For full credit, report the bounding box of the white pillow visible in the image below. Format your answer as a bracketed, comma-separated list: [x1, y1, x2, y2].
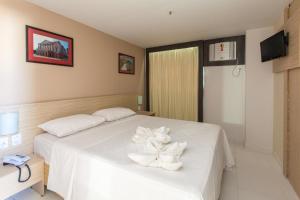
[38, 114, 105, 137]
[93, 107, 136, 121]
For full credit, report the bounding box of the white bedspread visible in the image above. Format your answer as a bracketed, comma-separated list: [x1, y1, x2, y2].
[47, 115, 234, 200]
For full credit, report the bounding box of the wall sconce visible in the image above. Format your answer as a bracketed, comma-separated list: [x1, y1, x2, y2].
[137, 96, 143, 111]
[0, 112, 19, 136]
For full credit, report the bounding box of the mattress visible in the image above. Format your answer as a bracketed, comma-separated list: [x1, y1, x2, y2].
[42, 115, 234, 200]
[34, 133, 59, 164]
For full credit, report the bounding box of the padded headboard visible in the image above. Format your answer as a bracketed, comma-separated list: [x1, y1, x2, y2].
[0, 94, 138, 158]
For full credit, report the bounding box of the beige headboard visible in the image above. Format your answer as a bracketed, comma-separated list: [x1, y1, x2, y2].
[0, 94, 138, 158]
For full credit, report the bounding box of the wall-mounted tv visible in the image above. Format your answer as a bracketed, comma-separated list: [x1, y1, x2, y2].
[260, 30, 288, 62]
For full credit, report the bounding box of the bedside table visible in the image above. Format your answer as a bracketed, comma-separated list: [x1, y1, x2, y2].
[136, 111, 155, 116]
[0, 154, 44, 199]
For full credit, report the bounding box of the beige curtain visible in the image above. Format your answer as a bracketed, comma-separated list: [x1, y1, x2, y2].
[149, 47, 199, 121]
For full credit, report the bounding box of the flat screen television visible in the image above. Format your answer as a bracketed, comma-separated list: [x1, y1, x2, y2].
[260, 30, 288, 62]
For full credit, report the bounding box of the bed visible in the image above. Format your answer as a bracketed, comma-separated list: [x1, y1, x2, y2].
[34, 115, 234, 200]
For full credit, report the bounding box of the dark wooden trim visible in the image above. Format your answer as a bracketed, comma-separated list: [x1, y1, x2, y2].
[203, 35, 245, 66]
[145, 40, 204, 122]
[147, 40, 204, 53]
[118, 53, 135, 75]
[145, 51, 150, 111]
[26, 25, 74, 67]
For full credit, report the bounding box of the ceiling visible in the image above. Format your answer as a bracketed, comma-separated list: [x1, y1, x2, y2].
[26, 0, 290, 48]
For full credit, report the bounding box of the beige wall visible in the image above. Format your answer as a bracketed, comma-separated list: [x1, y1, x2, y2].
[273, 72, 285, 168]
[245, 27, 274, 153]
[0, 0, 145, 106]
[274, 1, 300, 195]
[272, 0, 300, 173]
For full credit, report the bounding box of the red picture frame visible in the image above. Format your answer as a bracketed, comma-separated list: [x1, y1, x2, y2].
[26, 25, 73, 67]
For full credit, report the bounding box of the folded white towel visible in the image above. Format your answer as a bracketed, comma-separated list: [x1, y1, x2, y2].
[129, 126, 187, 171]
[128, 140, 187, 171]
[161, 141, 187, 158]
[152, 127, 171, 144]
[132, 126, 171, 144]
[128, 153, 183, 171]
[132, 127, 152, 144]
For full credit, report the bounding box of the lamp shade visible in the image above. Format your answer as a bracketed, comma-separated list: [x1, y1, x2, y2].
[0, 112, 19, 135]
[137, 96, 143, 105]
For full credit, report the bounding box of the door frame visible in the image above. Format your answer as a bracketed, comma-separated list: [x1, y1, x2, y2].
[145, 40, 204, 122]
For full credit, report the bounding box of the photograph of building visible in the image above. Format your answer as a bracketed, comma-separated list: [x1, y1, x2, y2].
[33, 34, 69, 60]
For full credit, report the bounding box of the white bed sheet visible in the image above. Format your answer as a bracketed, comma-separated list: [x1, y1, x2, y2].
[34, 133, 60, 164]
[47, 115, 234, 200]
[34, 122, 112, 164]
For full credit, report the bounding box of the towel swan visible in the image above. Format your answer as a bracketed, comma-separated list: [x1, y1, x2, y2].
[129, 126, 187, 171]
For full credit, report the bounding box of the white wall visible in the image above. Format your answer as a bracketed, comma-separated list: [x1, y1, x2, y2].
[204, 65, 246, 144]
[245, 27, 274, 153]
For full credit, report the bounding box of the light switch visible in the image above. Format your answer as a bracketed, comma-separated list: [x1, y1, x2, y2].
[0, 137, 9, 149]
[11, 134, 22, 146]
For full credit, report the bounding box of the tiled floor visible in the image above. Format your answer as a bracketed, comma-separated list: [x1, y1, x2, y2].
[7, 145, 299, 200]
[220, 145, 299, 200]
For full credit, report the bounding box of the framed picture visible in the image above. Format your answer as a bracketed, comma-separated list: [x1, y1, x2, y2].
[26, 25, 73, 67]
[118, 53, 135, 74]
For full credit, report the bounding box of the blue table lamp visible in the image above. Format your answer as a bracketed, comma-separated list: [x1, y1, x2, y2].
[0, 112, 19, 136]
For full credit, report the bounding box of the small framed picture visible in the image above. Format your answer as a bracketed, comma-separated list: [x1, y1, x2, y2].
[118, 53, 135, 74]
[26, 25, 73, 67]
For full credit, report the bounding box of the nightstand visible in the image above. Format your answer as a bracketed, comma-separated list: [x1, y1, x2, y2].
[136, 111, 155, 116]
[0, 154, 44, 199]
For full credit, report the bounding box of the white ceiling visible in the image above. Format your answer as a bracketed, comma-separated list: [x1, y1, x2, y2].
[26, 0, 290, 48]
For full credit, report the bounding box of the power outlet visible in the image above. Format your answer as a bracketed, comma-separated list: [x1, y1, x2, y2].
[11, 134, 22, 146]
[0, 137, 9, 149]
